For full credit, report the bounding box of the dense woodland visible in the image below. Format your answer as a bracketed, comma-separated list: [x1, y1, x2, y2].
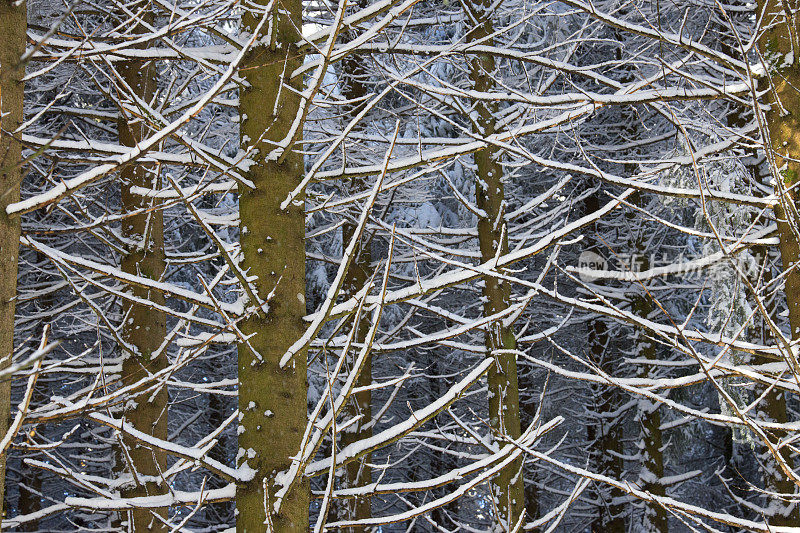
[2, 0, 800, 531]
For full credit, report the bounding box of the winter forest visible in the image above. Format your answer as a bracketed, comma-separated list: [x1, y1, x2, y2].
[5, 0, 800, 531]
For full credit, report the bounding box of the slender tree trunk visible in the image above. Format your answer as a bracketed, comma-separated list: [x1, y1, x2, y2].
[336, 14, 373, 527]
[586, 321, 626, 533]
[725, 84, 773, 522]
[630, 236, 667, 533]
[463, 0, 525, 527]
[713, 7, 759, 522]
[583, 194, 626, 533]
[116, 11, 169, 530]
[338, 222, 373, 530]
[0, 1, 26, 526]
[754, 2, 800, 524]
[613, 24, 667, 522]
[236, 0, 309, 529]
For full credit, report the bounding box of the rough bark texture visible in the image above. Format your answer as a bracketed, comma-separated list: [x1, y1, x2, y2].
[0, 1, 26, 526]
[117, 12, 169, 530]
[236, 0, 309, 530]
[464, 0, 525, 527]
[755, 0, 800, 525]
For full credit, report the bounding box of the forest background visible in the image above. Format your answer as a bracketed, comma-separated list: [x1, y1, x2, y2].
[1, 0, 800, 531]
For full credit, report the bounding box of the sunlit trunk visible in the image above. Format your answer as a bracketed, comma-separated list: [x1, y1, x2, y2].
[117, 8, 169, 529]
[754, 0, 800, 524]
[463, 0, 525, 527]
[0, 1, 26, 526]
[236, 0, 309, 529]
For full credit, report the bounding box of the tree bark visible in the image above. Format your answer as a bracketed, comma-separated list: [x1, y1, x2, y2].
[236, 0, 309, 529]
[116, 10, 169, 530]
[754, 0, 800, 525]
[337, 222, 373, 530]
[0, 1, 26, 526]
[463, 0, 525, 528]
[335, 15, 373, 527]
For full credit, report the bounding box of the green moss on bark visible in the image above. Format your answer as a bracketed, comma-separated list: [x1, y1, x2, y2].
[0, 2, 26, 525]
[236, 1, 309, 530]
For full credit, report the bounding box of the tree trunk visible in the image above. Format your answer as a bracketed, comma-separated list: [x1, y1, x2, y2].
[236, 0, 309, 529]
[463, 0, 525, 528]
[754, 1, 800, 525]
[584, 194, 626, 533]
[586, 319, 626, 533]
[336, 14, 373, 527]
[116, 11, 169, 530]
[337, 222, 373, 530]
[0, 1, 26, 526]
[630, 247, 667, 533]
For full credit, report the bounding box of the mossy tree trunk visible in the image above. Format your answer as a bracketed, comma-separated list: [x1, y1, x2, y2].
[236, 0, 309, 530]
[0, 1, 26, 526]
[116, 8, 169, 530]
[463, 0, 525, 527]
[755, 0, 800, 525]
